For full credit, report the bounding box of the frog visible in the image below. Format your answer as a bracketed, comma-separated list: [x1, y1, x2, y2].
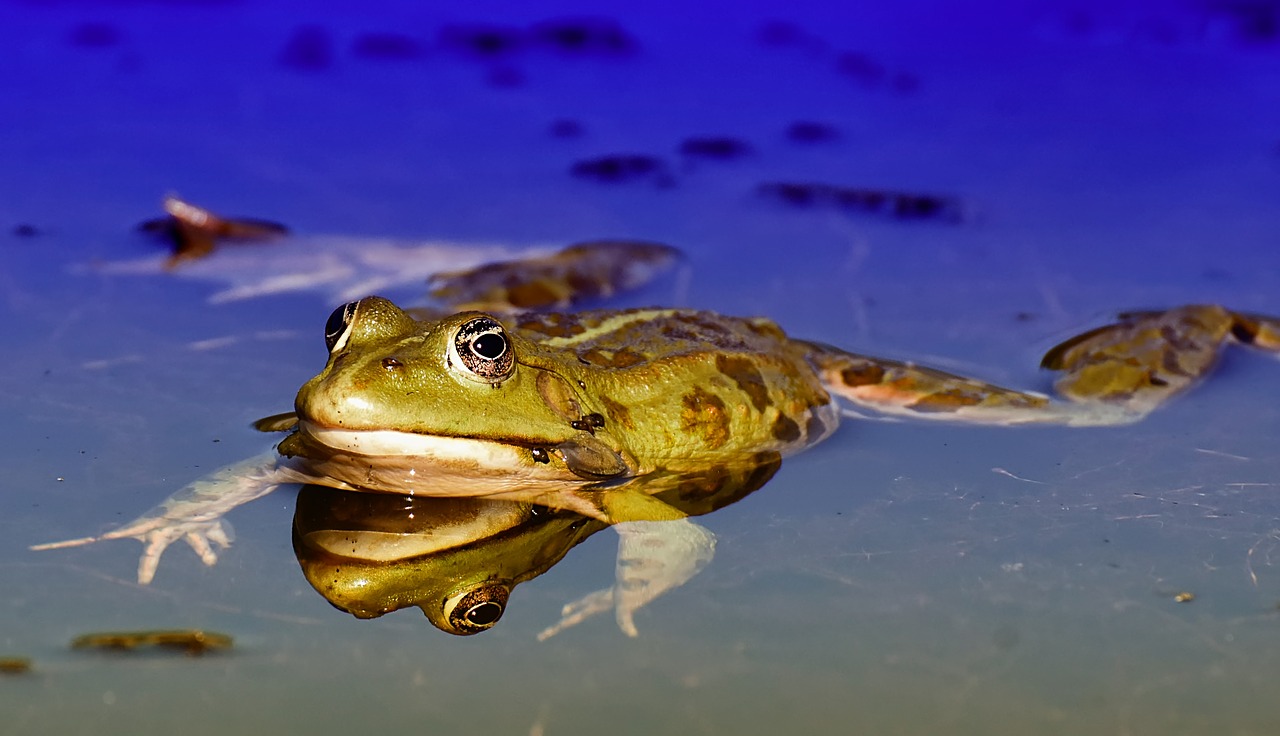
[34, 237, 1280, 636]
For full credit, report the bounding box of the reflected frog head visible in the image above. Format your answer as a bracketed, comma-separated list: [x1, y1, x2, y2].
[291, 485, 601, 635]
[291, 453, 782, 637]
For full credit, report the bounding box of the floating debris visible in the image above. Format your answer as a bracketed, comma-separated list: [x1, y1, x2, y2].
[570, 154, 670, 185]
[439, 23, 525, 58]
[137, 197, 289, 267]
[279, 25, 334, 71]
[71, 629, 233, 656]
[531, 17, 637, 56]
[68, 22, 121, 49]
[785, 121, 840, 143]
[1174, 591, 1196, 603]
[350, 32, 426, 62]
[12, 224, 41, 238]
[441, 18, 636, 59]
[757, 181, 963, 222]
[0, 657, 32, 674]
[678, 136, 752, 160]
[549, 119, 585, 138]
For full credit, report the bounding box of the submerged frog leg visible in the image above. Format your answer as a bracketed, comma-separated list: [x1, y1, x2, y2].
[32, 453, 311, 584]
[806, 304, 1280, 426]
[1041, 305, 1273, 418]
[537, 518, 716, 640]
[427, 240, 681, 312]
[801, 341, 1129, 426]
[1226, 311, 1280, 353]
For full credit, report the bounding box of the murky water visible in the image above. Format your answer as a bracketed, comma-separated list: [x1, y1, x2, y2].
[3, 2, 1280, 734]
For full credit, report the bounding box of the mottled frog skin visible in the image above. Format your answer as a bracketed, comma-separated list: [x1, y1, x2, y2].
[33, 239, 1280, 635]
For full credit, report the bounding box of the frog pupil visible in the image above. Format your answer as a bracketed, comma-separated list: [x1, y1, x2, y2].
[471, 332, 507, 360]
[324, 302, 358, 351]
[465, 601, 503, 626]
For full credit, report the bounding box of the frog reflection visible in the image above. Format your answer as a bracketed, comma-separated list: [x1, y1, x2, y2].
[293, 454, 779, 637]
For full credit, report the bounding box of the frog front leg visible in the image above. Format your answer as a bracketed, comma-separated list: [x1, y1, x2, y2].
[537, 518, 717, 640]
[31, 453, 311, 584]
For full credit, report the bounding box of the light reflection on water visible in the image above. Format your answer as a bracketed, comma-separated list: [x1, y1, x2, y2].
[4, 1, 1280, 733]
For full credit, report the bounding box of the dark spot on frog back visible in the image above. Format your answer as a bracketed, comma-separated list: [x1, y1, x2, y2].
[516, 313, 586, 338]
[599, 395, 634, 430]
[680, 387, 731, 449]
[839, 362, 886, 387]
[578, 347, 646, 368]
[770, 413, 802, 442]
[715, 354, 771, 412]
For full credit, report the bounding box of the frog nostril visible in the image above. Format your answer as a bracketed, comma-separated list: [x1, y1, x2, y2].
[381, 357, 403, 370]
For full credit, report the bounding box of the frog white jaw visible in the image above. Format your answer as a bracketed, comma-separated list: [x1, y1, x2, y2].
[293, 420, 600, 495]
[302, 421, 532, 465]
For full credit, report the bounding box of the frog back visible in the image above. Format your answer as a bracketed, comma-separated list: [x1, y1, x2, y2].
[512, 308, 838, 468]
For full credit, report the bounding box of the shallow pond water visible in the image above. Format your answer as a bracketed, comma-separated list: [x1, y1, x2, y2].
[3, 1, 1280, 734]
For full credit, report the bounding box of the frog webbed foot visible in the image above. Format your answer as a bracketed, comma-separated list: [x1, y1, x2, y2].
[133, 517, 235, 585]
[32, 515, 235, 585]
[1041, 305, 1264, 419]
[31, 452, 291, 584]
[536, 518, 716, 640]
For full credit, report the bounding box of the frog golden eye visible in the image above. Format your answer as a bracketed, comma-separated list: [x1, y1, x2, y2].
[452, 316, 515, 381]
[324, 301, 359, 352]
[443, 584, 509, 635]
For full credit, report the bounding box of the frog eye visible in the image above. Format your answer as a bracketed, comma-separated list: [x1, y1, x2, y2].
[451, 316, 515, 381]
[324, 301, 359, 352]
[443, 584, 509, 635]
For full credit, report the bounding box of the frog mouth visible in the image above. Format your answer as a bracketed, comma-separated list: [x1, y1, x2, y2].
[300, 420, 536, 466]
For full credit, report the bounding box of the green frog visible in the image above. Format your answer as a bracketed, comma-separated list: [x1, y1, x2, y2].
[34, 241, 1280, 635]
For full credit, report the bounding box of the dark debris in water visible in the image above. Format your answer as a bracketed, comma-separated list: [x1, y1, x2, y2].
[785, 121, 840, 143]
[68, 22, 121, 49]
[350, 32, 427, 62]
[570, 154, 671, 186]
[440, 17, 637, 60]
[0, 657, 32, 674]
[71, 629, 233, 656]
[531, 18, 637, 56]
[1210, 1, 1280, 44]
[279, 25, 335, 71]
[678, 136, 752, 160]
[138, 197, 289, 267]
[758, 181, 964, 222]
[549, 119, 585, 138]
[836, 51, 919, 92]
[439, 23, 525, 58]
[12, 224, 41, 238]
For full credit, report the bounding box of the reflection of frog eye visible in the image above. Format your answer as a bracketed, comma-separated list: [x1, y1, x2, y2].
[324, 301, 359, 352]
[443, 584, 510, 635]
[452, 316, 516, 382]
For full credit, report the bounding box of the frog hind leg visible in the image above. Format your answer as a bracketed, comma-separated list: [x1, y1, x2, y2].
[1228, 311, 1280, 352]
[1040, 304, 1261, 420]
[802, 341, 1130, 426]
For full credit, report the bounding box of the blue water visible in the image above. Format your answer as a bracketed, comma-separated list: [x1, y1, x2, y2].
[3, 1, 1280, 733]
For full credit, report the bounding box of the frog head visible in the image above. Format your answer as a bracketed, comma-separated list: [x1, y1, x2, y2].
[292, 297, 632, 490]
